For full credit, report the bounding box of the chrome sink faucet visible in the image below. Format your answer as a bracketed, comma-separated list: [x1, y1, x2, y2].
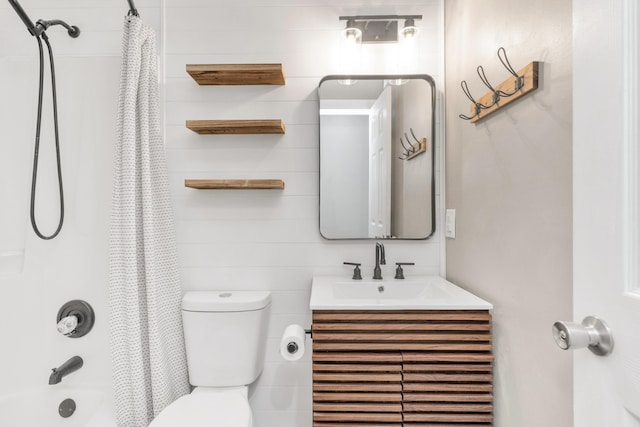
[373, 242, 386, 280]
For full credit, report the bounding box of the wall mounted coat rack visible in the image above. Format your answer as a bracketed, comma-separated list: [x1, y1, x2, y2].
[459, 47, 539, 123]
[398, 128, 427, 161]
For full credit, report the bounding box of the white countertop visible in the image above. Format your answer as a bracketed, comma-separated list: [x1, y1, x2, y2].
[310, 275, 493, 310]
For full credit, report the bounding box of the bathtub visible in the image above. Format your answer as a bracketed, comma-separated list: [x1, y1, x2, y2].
[0, 386, 116, 427]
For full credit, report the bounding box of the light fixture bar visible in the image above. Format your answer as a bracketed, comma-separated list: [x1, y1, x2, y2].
[339, 15, 422, 21]
[339, 15, 422, 44]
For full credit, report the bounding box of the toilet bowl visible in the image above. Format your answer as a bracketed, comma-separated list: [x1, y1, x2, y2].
[149, 291, 271, 427]
[149, 387, 252, 427]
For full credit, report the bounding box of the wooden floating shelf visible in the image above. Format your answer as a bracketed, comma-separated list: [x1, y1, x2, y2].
[185, 179, 285, 190]
[186, 64, 286, 86]
[470, 61, 539, 123]
[185, 119, 286, 135]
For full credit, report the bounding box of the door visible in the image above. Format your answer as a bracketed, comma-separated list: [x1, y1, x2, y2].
[573, 0, 640, 425]
[368, 85, 392, 238]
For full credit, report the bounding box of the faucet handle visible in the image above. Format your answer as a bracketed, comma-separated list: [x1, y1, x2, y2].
[394, 262, 415, 280]
[343, 262, 363, 280]
[57, 315, 78, 336]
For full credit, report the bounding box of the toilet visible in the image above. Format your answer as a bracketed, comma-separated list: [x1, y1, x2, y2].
[150, 290, 271, 427]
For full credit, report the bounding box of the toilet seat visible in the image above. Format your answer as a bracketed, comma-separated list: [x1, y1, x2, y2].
[149, 387, 252, 427]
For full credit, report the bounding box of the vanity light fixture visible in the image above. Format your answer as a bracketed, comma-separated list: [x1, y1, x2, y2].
[339, 15, 422, 44]
[401, 18, 419, 40]
[342, 19, 362, 45]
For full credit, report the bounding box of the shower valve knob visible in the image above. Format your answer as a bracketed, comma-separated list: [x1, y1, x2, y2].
[56, 300, 95, 338]
[57, 315, 78, 336]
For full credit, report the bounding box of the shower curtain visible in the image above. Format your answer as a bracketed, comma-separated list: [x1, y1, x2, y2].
[109, 15, 189, 427]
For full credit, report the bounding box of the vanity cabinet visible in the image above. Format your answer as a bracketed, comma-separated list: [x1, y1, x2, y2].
[312, 310, 493, 426]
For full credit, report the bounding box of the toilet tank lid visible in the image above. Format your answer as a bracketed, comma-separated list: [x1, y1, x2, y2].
[182, 291, 272, 312]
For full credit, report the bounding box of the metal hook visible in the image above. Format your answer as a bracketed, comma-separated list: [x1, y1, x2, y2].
[497, 47, 524, 91]
[477, 65, 519, 100]
[459, 79, 494, 120]
[409, 128, 422, 149]
[497, 47, 518, 77]
[399, 137, 413, 154]
[403, 133, 416, 153]
[476, 65, 500, 105]
[460, 80, 477, 104]
[476, 66, 496, 91]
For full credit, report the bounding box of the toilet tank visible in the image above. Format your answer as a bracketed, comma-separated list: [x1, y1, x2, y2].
[182, 291, 271, 387]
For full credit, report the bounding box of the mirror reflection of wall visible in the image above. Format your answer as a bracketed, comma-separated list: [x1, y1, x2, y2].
[391, 79, 433, 237]
[320, 113, 370, 238]
[319, 75, 436, 240]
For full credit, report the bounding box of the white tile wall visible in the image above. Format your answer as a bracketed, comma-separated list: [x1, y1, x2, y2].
[0, 0, 161, 400]
[165, 1, 444, 426]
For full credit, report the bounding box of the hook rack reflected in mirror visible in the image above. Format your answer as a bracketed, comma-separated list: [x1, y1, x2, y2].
[398, 128, 427, 161]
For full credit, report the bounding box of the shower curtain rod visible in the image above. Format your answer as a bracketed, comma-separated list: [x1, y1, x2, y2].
[127, 0, 139, 17]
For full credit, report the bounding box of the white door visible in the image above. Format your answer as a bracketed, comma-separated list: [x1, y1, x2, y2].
[573, 0, 640, 425]
[368, 85, 392, 238]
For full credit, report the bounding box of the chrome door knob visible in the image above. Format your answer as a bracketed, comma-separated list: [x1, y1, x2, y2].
[552, 316, 614, 356]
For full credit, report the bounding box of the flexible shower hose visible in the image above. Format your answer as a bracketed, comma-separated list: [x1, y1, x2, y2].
[30, 32, 64, 240]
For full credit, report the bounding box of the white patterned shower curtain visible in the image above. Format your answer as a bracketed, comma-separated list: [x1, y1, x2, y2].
[109, 15, 190, 427]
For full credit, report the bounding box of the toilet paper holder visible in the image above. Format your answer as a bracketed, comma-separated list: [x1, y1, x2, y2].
[286, 341, 300, 354]
[280, 325, 313, 361]
[286, 328, 311, 354]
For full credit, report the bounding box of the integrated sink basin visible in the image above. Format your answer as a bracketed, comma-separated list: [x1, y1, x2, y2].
[310, 275, 492, 310]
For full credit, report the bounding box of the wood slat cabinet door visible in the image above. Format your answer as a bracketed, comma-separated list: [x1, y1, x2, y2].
[312, 310, 493, 426]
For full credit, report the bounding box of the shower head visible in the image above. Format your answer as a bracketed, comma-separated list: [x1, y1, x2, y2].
[37, 19, 80, 38]
[8, 0, 37, 36]
[7, 0, 80, 38]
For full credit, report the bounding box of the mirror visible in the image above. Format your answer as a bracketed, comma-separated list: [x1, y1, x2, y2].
[319, 75, 436, 240]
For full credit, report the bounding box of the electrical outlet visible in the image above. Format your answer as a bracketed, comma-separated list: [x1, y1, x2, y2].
[445, 209, 456, 238]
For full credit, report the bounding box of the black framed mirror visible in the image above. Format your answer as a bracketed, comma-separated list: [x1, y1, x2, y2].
[318, 75, 436, 240]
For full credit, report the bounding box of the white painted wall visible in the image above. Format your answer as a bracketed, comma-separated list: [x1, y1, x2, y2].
[165, 0, 444, 425]
[319, 114, 369, 238]
[0, 0, 160, 400]
[444, 0, 573, 426]
[0, 1, 443, 426]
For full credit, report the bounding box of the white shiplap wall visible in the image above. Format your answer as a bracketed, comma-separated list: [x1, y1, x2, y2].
[165, 1, 444, 426]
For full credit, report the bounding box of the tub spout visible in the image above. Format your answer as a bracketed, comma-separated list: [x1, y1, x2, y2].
[49, 356, 83, 385]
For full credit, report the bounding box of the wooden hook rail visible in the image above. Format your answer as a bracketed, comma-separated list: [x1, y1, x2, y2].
[459, 47, 540, 123]
[469, 61, 539, 123]
[398, 128, 427, 161]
